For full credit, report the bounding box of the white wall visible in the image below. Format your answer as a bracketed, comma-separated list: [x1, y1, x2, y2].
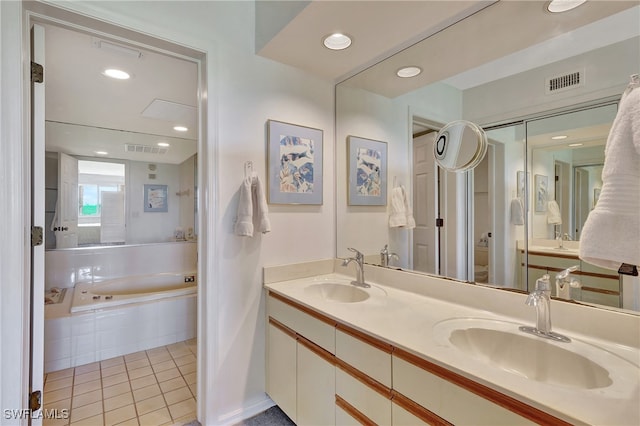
[2, 1, 335, 424]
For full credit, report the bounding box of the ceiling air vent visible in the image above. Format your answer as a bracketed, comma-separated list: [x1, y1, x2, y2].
[125, 144, 168, 155]
[546, 70, 584, 94]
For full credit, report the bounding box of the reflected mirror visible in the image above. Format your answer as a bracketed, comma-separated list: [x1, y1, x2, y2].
[434, 120, 488, 172]
[335, 1, 639, 311]
[42, 23, 198, 250]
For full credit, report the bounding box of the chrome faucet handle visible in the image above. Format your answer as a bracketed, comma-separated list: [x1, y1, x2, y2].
[347, 247, 364, 260]
[556, 265, 579, 281]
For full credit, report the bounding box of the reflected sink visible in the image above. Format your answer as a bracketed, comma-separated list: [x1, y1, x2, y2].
[433, 318, 638, 390]
[304, 283, 370, 303]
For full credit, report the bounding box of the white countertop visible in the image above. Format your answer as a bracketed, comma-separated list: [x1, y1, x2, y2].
[265, 272, 640, 426]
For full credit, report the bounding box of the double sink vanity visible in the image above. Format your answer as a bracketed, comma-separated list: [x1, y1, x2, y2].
[264, 258, 639, 426]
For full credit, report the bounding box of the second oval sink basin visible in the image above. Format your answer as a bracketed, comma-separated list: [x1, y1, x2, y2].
[304, 283, 370, 303]
[433, 318, 638, 391]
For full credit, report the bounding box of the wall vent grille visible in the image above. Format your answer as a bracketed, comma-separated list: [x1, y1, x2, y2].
[546, 70, 584, 94]
[124, 144, 168, 155]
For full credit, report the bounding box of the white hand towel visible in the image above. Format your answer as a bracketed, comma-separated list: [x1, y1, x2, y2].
[234, 174, 271, 237]
[510, 198, 524, 225]
[547, 200, 562, 225]
[234, 176, 254, 237]
[389, 186, 415, 229]
[402, 186, 416, 229]
[580, 84, 640, 270]
[253, 175, 271, 234]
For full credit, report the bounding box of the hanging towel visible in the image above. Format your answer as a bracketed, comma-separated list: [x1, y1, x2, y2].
[389, 186, 415, 229]
[510, 198, 524, 225]
[580, 79, 640, 270]
[546, 200, 562, 225]
[234, 174, 271, 237]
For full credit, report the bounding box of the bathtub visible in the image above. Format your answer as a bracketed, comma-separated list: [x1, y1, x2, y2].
[71, 272, 197, 313]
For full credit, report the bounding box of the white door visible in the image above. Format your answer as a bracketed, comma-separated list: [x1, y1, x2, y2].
[55, 152, 79, 248]
[412, 133, 437, 274]
[100, 191, 126, 243]
[30, 23, 46, 426]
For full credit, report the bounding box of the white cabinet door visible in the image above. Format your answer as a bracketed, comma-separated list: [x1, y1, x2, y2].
[297, 340, 335, 426]
[266, 322, 297, 423]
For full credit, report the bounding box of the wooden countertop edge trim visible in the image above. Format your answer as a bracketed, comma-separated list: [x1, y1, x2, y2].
[391, 391, 453, 426]
[268, 290, 337, 326]
[393, 348, 573, 426]
[335, 395, 376, 426]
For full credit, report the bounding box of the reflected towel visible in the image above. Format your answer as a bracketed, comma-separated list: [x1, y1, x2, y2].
[547, 200, 562, 225]
[389, 186, 415, 229]
[580, 82, 640, 270]
[234, 174, 271, 237]
[510, 198, 524, 225]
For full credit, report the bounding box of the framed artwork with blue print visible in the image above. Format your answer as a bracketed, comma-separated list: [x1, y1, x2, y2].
[347, 136, 387, 206]
[267, 120, 323, 205]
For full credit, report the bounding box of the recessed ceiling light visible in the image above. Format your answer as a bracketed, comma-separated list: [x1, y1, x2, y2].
[323, 33, 352, 50]
[102, 68, 130, 80]
[157, 142, 170, 147]
[568, 143, 583, 147]
[173, 126, 188, 132]
[551, 135, 568, 140]
[396, 66, 422, 78]
[95, 151, 108, 155]
[547, 0, 586, 13]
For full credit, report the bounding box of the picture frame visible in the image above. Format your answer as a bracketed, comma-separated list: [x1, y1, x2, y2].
[593, 188, 601, 208]
[347, 136, 388, 206]
[534, 174, 548, 212]
[267, 120, 323, 205]
[143, 184, 168, 212]
[516, 170, 529, 200]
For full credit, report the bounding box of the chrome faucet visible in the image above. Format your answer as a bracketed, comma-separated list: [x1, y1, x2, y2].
[519, 274, 571, 343]
[380, 244, 399, 267]
[342, 248, 369, 287]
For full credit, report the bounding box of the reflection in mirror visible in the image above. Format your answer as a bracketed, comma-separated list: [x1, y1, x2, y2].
[45, 122, 198, 250]
[434, 120, 487, 172]
[335, 2, 639, 312]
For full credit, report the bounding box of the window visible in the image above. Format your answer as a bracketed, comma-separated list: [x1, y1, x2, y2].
[77, 160, 125, 227]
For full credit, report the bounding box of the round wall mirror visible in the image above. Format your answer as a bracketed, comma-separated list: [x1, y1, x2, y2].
[434, 120, 488, 172]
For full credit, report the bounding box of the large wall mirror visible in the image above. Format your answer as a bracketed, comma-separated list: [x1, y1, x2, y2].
[335, 2, 639, 312]
[42, 22, 198, 250]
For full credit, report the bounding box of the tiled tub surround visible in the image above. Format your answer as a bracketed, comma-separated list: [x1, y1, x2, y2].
[45, 242, 197, 290]
[44, 242, 198, 373]
[42, 340, 197, 426]
[263, 260, 640, 425]
[45, 293, 196, 373]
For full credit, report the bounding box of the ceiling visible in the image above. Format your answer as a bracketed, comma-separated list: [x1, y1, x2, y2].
[43, 22, 198, 164]
[43, 1, 638, 164]
[258, 1, 638, 97]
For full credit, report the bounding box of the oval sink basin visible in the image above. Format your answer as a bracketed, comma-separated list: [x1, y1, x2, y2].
[433, 318, 638, 390]
[304, 283, 370, 303]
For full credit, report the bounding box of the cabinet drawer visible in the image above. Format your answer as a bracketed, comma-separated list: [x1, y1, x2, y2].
[336, 326, 392, 387]
[335, 404, 363, 426]
[267, 292, 336, 353]
[527, 253, 578, 270]
[392, 402, 429, 426]
[336, 366, 392, 425]
[393, 354, 536, 426]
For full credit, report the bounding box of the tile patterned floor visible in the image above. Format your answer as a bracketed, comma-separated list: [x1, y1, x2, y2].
[43, 340, 197, 426]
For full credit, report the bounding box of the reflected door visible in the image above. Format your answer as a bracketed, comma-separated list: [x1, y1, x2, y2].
[55, 152, 79, 248]
[413, 133, 437, 273]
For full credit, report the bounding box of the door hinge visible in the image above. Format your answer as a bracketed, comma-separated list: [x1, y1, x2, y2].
[436, 218, 444, 227]
[31, 61, 44, 83]
[29, 390, 41, 411]
[31, 226, 43, 247]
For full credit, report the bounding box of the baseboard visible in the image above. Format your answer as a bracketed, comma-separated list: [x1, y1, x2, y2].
[217, 394, 275, 425]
